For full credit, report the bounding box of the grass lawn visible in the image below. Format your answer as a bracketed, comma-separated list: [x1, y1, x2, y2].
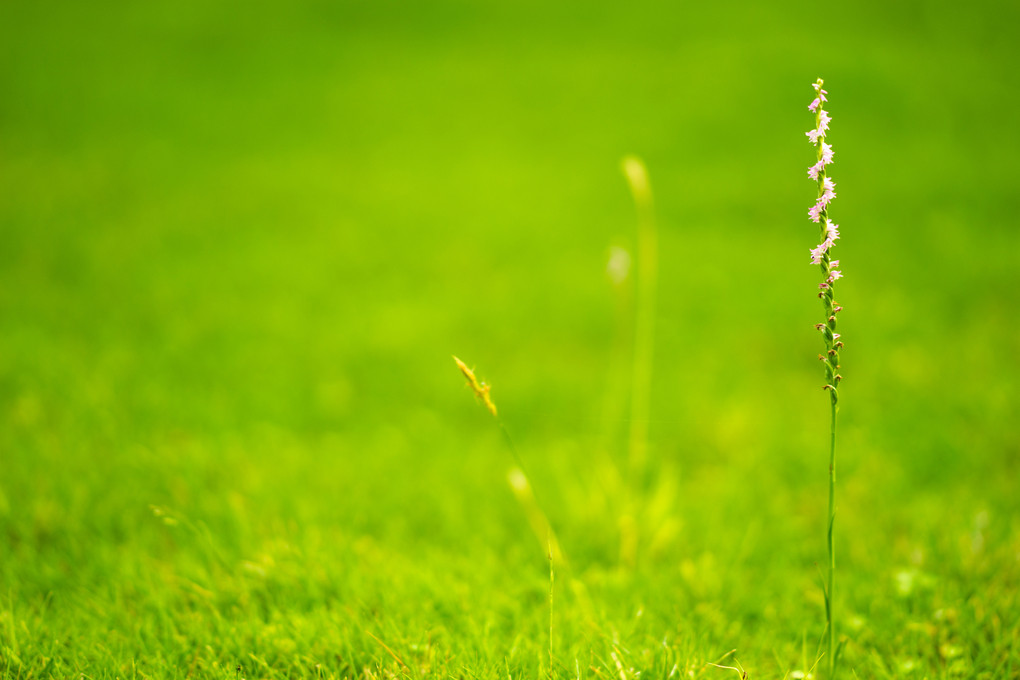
[1, 0, 1018, 678]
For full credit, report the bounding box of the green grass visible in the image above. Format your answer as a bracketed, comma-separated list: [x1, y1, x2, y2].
[1, 0, 1019, 678]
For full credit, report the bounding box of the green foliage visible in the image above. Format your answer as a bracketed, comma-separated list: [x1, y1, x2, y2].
[1, 0, 1018, 677]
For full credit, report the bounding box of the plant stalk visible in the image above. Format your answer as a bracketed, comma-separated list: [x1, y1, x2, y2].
[621, 156, 657, 480]
[827, 395, 837, 679]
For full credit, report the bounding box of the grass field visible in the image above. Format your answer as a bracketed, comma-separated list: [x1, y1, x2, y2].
[1, 1, 1019, 678]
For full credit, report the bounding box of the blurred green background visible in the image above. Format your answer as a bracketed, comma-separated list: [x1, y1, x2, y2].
[1, 0, 1018, 678]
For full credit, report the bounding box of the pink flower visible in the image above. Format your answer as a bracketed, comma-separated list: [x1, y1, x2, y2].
[812, 83, 828, 100]
[821, 177, 836, 203]
[821, 143, 834, 165]
[829, 269, 843, 281]
[808, 143, 835, 179]
[807, 128, 824, 144]
[809, 181, 836, 222]
[809, 201, 824, 222]
[810, 239, 832, 264]
[809, 88, 829, 111]
[818, 109, 832, 132]
[810, 225, 842, 265]
[811, 242, 824, 260]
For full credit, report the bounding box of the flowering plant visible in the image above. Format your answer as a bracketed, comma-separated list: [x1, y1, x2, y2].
[806, 77, 844, 678]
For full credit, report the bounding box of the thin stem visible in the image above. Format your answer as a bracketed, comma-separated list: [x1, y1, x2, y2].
[549, 536, 555, 679]
[629, 203, 656, 478]
[499, 420, 532, 480]
[500, 420, 567, 565]
[827, 396, 837, 679]
[622, 156, 657, 480]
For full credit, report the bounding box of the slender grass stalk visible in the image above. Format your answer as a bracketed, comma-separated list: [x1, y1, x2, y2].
[452, 355, 566, 564]
[621, 156, 658, 480]
[598, 244, 633, 458]
[548, 535, 555, 679]
[508, 464, 565, 564]
[805, 78, 845, 679]
[597, 244, 636, 565]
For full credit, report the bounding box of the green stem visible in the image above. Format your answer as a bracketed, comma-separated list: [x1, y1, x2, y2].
[549, 538, 555, 679]
[629, 205, 656, 478]
[498, 420, 531, 480]
[499, 420, 566, 565]
[827, 395, 837, 679]
[622, 156, 657, 480]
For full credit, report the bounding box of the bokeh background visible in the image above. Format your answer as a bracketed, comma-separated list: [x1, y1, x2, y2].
[1, 0, 1018, 677]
